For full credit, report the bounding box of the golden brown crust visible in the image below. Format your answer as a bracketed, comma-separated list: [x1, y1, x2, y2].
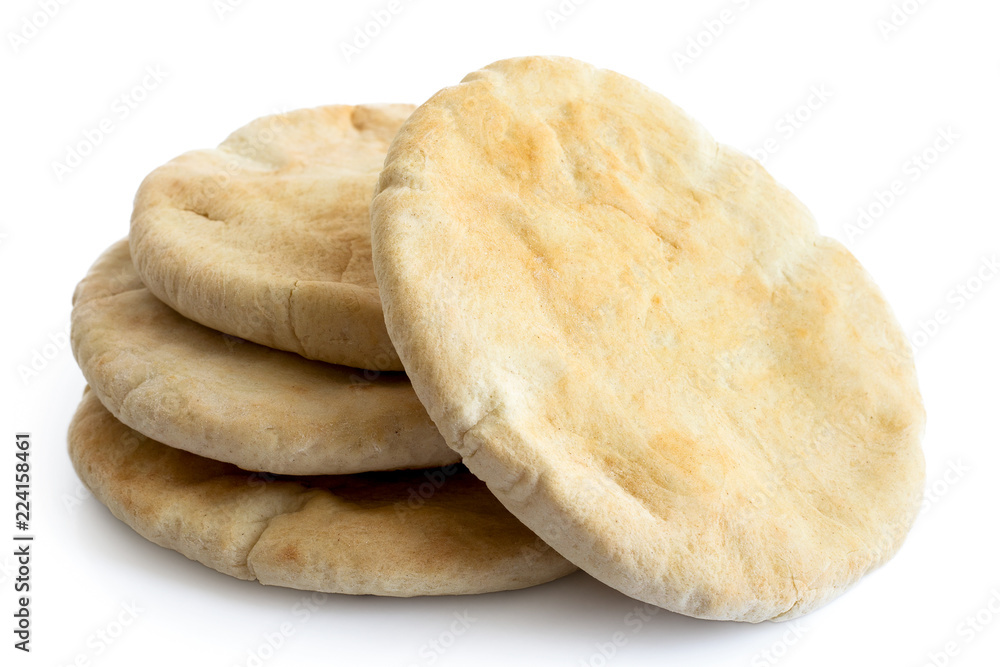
[371, 56, 925, 621]
[130, 104, 413, 371]
[68, 388, 576, 595]
[72, 240, 458, 474]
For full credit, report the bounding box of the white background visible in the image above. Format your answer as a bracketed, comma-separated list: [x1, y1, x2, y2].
[2, 0, 998, 665]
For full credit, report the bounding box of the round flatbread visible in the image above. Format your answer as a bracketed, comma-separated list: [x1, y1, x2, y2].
[130, 104, 412, 371]
[371, 56, 925, 621]
[72, 240, 458, 475]
[68, 388, 575, 596]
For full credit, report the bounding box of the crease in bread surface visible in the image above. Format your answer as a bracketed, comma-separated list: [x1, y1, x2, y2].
[67, 388, 577, 596]
[370, 55, 925, 622]
[71, 239, 458, 475]
[130, 104, 417, 371]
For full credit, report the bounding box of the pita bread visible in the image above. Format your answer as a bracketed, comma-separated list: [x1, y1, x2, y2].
[371, 56, 925, 621]
[130, 104, 410, 371]
[72, 240, 457, 475]
[68, 388, 575, 596]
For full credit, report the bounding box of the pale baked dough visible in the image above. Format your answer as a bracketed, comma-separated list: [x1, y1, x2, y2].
[68, 388, 575, 596]
[131, 104, 412, 371]
[72, 240, 457, 475]
[371, 56, 925, 621]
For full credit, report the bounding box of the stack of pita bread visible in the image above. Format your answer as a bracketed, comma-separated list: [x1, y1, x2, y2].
[69, 57, 925, 622]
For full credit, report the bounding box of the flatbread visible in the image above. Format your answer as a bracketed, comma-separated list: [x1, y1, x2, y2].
[68, 388, 575, 596]
[72, 240, 458, 475]
[130, 104, 411, 371]
[371, 56, 925, 621]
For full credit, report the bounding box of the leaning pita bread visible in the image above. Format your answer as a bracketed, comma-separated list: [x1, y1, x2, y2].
[72, 240, 458, 475]
[130, 104, 411, 371]
[371, 56, 925, 621]
[68, 388, 575, 595]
